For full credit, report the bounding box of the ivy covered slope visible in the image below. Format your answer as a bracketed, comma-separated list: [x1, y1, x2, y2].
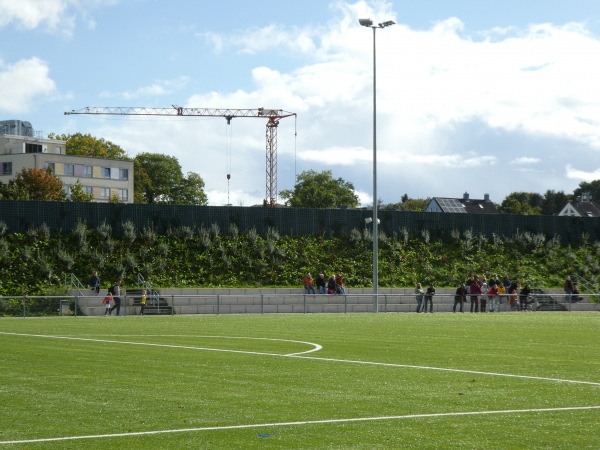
[0, 220, 599, 295]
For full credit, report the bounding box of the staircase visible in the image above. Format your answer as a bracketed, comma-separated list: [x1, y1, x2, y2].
[531, 288, 567, 311]
[130, 274, 173, 315]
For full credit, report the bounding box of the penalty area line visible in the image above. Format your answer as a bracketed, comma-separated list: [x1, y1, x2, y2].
[1, 406, 599, 445]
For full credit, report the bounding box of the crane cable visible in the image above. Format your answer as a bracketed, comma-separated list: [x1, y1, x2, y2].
[225, 120, 232, 205]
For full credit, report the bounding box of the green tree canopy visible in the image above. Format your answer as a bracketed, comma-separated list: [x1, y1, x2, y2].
[499, 192, 543, 215]
[49, 132, 128, 160]
[382, 197, 430, 211]
[279, 170, 360, 208]
[573, 180, 600, 203]
[134, 153, 207, 205]
[69, 180, 94, 202]
[541, 189, 570, 215]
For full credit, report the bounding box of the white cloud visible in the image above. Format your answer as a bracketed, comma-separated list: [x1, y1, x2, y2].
[511, 157, 541, 165]
[99, 77, 190, 100]
[565, 164, 600, 182]
[0, 57, 56, 113]
[0, 0, 117, 35]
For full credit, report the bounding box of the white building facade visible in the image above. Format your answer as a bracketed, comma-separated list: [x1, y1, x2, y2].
[0, 122, 134, 203]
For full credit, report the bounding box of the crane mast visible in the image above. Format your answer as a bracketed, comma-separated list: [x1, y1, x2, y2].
[65, 106, 296, 207]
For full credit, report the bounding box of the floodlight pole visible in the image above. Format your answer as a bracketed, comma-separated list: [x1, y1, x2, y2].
[359, 18, 395, 312]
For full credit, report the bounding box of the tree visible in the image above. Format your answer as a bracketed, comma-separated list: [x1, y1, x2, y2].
[573, 180, 600, 203]
[69, 180, 94, 202]
[9, 168, 67, 201]
[499, 192, 543, 215]
[279, 170, 359, 208]
[382, 197, 430, 211]
[134, 153, 207, 205]
[49, 132, 128, 160]
[176, 172, 208, 205]
[541, 190, 570, 215]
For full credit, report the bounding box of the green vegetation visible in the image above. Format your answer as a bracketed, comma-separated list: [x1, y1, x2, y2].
[0, 314, 598, 448]
[1, 217, 600, 299]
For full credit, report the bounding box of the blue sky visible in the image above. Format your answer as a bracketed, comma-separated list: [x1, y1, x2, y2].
[1, 0, 600, 206]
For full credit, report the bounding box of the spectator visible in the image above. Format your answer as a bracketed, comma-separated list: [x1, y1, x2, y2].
[423, 283, 436, 313]
[453, 283, 467, 313]
[101, 291, 113, 316]
[415, 283, 425, 313]
[487, 284, 499, 312]
[335, 273, 346, 295]
[470, 275, 482, 313]
[327, 275, 337, 295]
[502, 275, 511, 293]
[564, 276, 573, 303]
[519, 284, 533, 310]
[315, 273, 327, 294]
[89, 271, 100, 295]
[508, 282, 520, 310]
[480, 281, 488, 313]
[571, 283, 582, 302]
[139, 289, 147, 315]
[497, 283, 507, 310]
[108, 279, 122, 316]
[303, 273, 315, 294]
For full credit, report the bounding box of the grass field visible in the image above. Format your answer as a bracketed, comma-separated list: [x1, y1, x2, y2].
[1, 313, 599, 449]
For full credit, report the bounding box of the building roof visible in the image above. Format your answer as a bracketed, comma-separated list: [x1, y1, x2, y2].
[425, 193, 498, 214]
[559, 200, 600, 217]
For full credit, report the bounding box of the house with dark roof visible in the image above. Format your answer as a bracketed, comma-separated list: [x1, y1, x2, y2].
[425, 192, 498, 214]
[558, 193, 600, 217]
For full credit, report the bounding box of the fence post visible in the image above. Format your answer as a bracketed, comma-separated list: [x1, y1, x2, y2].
[23, 296, 26, 318]
[217, 294, 220, 315]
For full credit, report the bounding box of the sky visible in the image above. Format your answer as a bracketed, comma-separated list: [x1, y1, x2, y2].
[1, 0, 600, 207]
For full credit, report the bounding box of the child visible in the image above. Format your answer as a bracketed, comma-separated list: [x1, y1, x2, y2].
[140, 289, 147, 315]
[102, 291, 113, 316]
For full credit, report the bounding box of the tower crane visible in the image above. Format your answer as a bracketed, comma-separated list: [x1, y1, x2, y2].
[64, 106, 296, 207]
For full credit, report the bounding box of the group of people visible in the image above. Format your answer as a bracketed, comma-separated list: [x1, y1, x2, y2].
[415, 274, 540, 313]
[91, 272, 149, 316]
[302, 273, 346, 295]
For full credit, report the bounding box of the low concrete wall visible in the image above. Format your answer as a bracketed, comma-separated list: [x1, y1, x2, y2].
[74, 287, 599, 316]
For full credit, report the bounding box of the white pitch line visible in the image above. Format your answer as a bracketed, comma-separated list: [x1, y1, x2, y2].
[1, 406, 599, 445]
[2, 331, 599, 386]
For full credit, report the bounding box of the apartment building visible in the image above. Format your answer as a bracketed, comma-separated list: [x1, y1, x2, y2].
[0, 120, 134, 203]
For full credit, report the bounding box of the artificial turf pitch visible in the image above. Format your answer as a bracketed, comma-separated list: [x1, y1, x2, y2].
[1, 312, 598, 449]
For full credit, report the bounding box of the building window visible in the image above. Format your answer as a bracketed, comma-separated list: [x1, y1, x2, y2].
[55, 146, 61, 154]
[84, 186, 93, 196]
[45, 162, 55, 173]
[83, 165, 92, 178]
[1, 162, 12, 175]
[25, 143, 43, 153]
[64, 185, 72, 198]
[118, 189, 128, 202]
[64, 164, 74, 176]
[100, 188, 111, 200]
[102, 167, 111, 178]
[119, 168, 128, 180]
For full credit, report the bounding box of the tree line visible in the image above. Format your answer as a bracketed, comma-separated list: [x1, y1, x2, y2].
[1, 132, 598, 214]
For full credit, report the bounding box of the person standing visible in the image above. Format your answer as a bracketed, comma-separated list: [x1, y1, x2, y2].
[102, 291, 113, 315]
[564, 276, 573, 303]
[302, 273, 315, 294]
[315, 273, 327, 294]
[470, 275, 482, 313]
[424, 283, 436, 313]
[453, 283, 467, 313]
[487, 284, 499, 312]
[108, 279, 122, 316]
[89, 271, 100, 295]
[139, 289, 147, 315]
[415, 283, 425, 313]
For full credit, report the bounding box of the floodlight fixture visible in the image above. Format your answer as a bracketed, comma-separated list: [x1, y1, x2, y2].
[379, 20, 395, 28]
[359, 18, 373, 27]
